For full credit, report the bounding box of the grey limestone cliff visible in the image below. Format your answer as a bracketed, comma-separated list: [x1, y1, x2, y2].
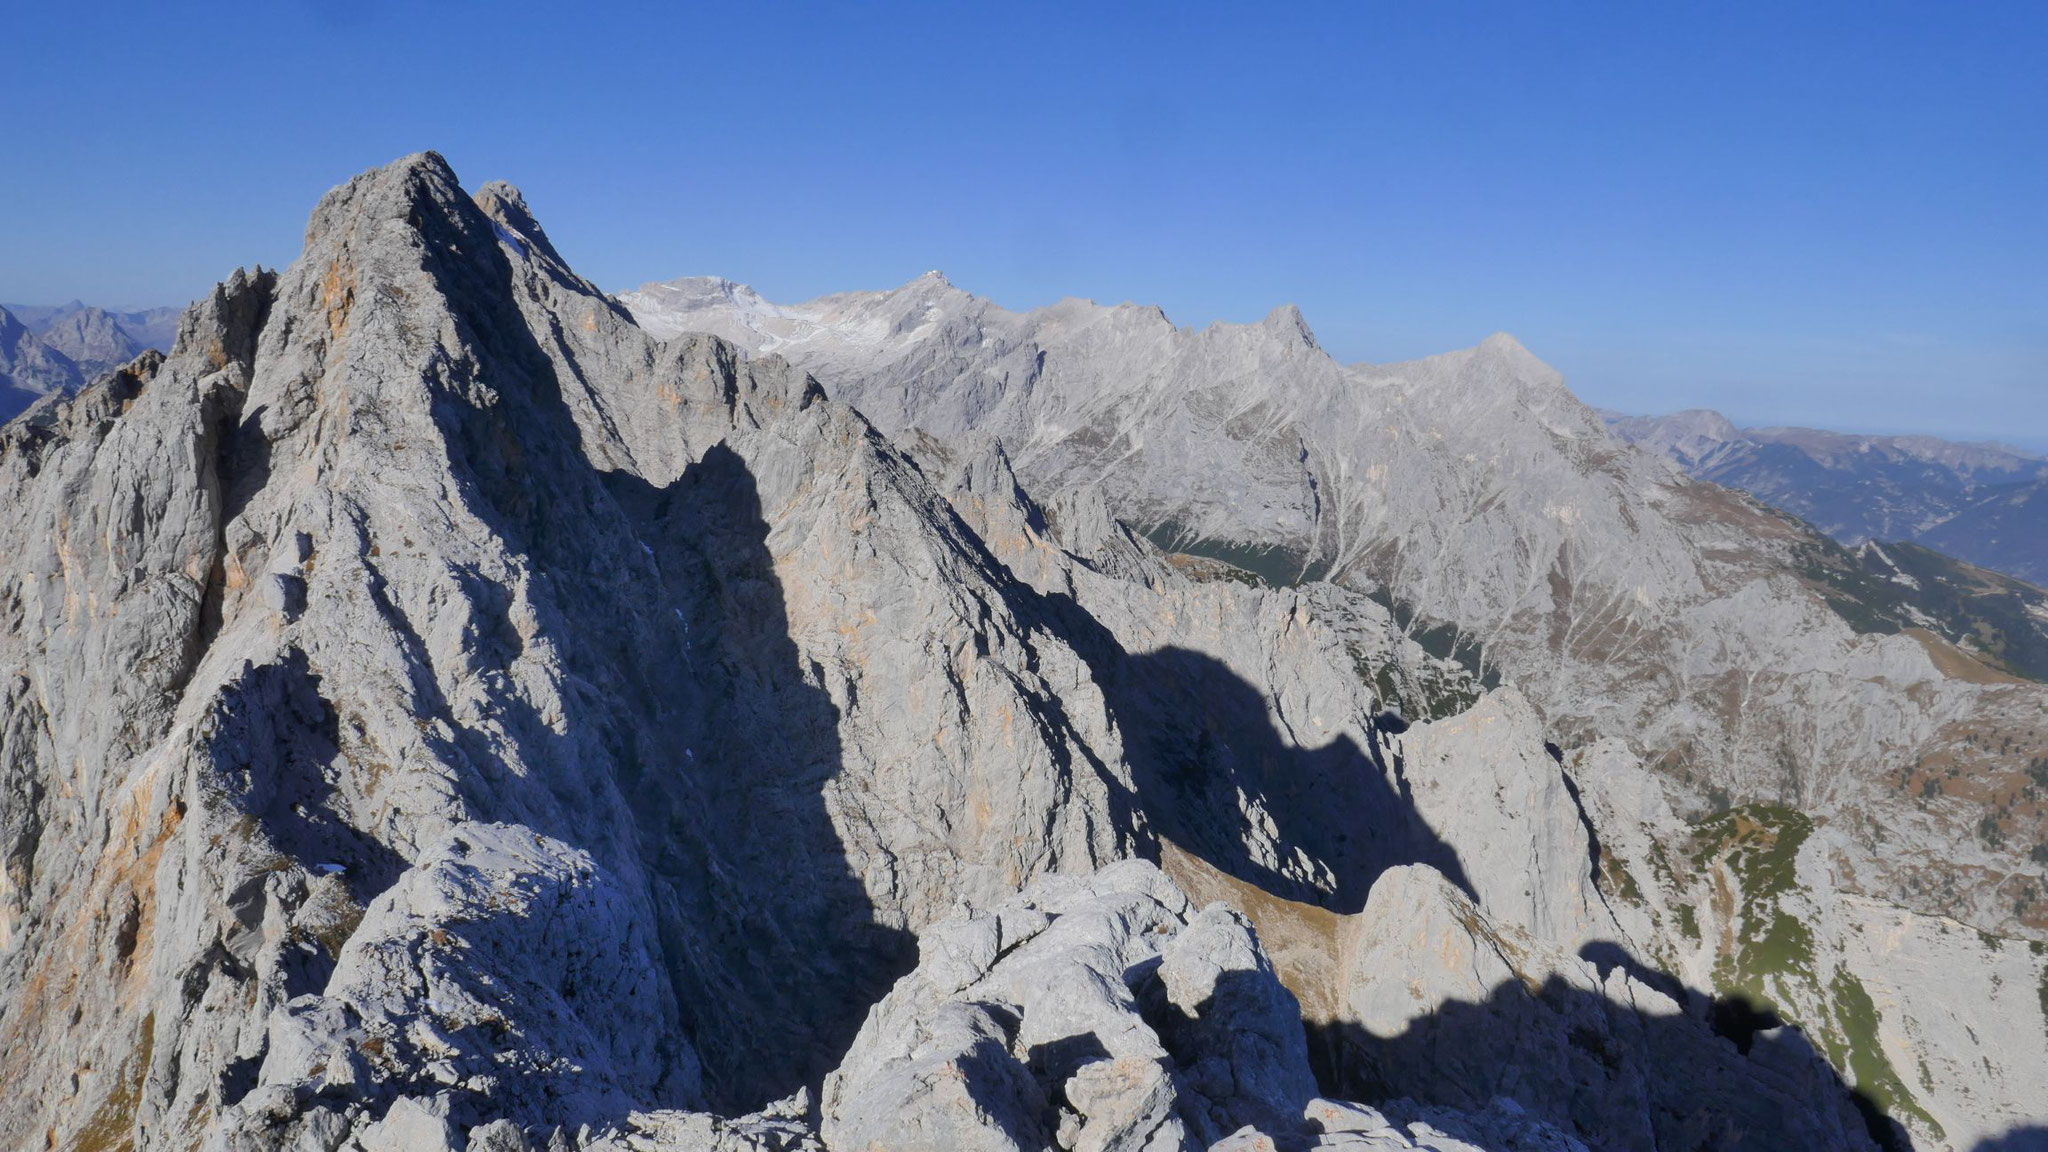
[626, 271, 2048, 1148]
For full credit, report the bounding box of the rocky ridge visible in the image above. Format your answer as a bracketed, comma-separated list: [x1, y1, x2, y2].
[620, 274, 2048, 929]
[0, 154, 2038, 1152]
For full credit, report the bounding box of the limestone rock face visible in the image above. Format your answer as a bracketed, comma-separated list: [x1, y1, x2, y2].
[1331, 865, 1872, 1152]
[822, 861, 1310, 1151]
[624, 274, 2048, 941]
[0, 153, 1130, 1151]
[627, 271, 2048, 1148]
[0, 153, 2029, 1152]
[214, 822, 688, 1149]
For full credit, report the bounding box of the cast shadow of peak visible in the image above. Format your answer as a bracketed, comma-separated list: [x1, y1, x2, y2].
[393, 192, 915, 1111]
[1578, 940, 1691, 1010]
[1035, 592, 1473, 914]
[1975, 1129, 2048, 1151]
[1307, 971, 1925, 1152]
[209, 649, 410, 905]
[573, 443, 918, 1110]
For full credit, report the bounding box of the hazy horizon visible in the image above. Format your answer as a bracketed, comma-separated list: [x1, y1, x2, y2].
[9, 270, 2046, 454]
[4, 2, 2041, 445]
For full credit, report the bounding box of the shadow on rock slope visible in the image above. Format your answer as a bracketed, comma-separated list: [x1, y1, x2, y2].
[381, 175, 914, 1110]
[1308, 973, 1920, 1152]
[1041, 592, 1473, 915]
[599, 447, 919, 1108]
[1974, 1128, 2048, 1151]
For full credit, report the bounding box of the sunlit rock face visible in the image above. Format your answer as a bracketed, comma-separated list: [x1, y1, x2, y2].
[0, 153, 2038, 1152]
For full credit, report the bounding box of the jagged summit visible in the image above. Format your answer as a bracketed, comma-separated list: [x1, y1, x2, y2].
[1258, 302, 1320, 348]
[474, 179, 570, 268]
[299, 149, 461, 243]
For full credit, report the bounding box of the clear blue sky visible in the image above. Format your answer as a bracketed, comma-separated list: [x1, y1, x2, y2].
[4, 2, 2043, 446]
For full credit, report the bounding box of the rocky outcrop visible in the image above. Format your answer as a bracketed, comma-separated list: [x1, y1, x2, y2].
[824, 860, 1312, 1151]
[214, 822, 689, 1149]
[1328, 865, 1874, 1152]
[0, 153, 1132, 1150]
[822, 860, 1610, 1152]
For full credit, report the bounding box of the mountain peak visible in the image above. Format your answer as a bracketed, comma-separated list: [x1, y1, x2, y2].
[1261, 302, 1319, 349]
[301, 150, 468, 250]
[1477, 331, 1531, 358]
[896, 269, 966, 299]
[1466, 332, 1572, 390]
[474, 179, 567, 266]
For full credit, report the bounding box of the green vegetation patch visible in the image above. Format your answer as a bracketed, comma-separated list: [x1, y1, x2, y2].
[1348, 647, 1483, 723]
[1689, 803, 1813, 905]
[1144, 520, 1329, 588]
[1689, 804, 1953, 1143]
[1599, 851, 1644, 904]
[1823, 970, 1943, 1141]
[75, 1013, 153, 1152]
[1693, 806, 1819, 1047]
[1797, 535, 2048, 680]
[1674, 903, 1701, 943]
[1354, 655, 1405, 717]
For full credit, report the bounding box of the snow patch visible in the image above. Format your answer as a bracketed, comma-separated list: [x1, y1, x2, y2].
[490, 221, 528, 258]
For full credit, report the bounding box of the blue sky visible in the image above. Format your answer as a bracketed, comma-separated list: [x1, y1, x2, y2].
[3, 2, 2043, 446]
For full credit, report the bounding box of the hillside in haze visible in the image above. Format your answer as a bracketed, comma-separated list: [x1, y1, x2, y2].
[0, 300, 181, 422]
[2, 154, 2043, 1152]
[1607, 408, 2048, 589]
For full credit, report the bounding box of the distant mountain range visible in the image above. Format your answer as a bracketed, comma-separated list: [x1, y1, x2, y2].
[0, 299, 181, 420]
[1605, 408, 2048, 588]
